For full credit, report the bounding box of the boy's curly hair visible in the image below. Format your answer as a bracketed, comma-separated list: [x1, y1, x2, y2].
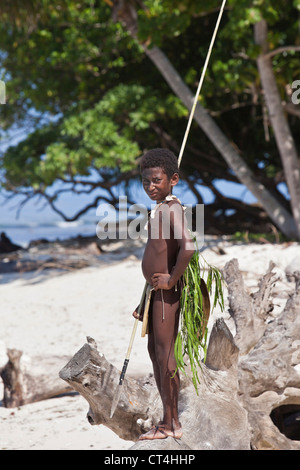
[140, 148, 179, 179]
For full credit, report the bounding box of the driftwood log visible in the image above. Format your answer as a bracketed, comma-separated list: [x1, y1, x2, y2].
[59, 259, 300, 450]
[0, 349, 73, 407]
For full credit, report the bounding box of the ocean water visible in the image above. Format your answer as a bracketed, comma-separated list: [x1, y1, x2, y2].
[0, 219, 99, 248]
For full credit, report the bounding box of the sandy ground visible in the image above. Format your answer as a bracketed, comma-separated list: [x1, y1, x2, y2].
[0, 236, 299, 450]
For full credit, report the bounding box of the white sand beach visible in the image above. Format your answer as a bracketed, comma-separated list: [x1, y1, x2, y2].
[0, 236, 299, 450]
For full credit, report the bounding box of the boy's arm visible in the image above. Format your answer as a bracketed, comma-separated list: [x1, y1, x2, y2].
[151, 202, 195, 291]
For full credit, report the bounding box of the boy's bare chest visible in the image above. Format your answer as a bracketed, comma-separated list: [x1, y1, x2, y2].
[145, 237, 167, 257]
[147, 207, 174, 240]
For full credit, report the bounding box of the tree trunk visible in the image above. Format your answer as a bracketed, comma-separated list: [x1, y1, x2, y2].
[254, 19, 300, 239]
[0, 348, 73, 407]
[111, 1, 298, 239]
[59, 329, 251, 450]
[59, 261, 300, 450]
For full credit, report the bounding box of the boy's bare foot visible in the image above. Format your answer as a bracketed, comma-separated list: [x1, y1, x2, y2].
[138, 423, 182, 440]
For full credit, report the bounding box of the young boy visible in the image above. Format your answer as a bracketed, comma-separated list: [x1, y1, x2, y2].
[133, 148, 194, 440]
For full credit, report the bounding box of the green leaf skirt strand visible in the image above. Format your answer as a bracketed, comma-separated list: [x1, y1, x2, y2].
[174, 248, 225, 393]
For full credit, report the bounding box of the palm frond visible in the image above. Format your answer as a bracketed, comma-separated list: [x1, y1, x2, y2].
[174, 243, 225, 394]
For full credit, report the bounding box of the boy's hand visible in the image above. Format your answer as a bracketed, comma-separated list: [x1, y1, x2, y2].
[151, 273, 171, 290]
[132, 308, 140, 319]
[132, 307, 143, 321]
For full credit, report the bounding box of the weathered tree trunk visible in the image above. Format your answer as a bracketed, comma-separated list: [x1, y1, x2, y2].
[59, 337, 162, 442]
[0, 349, 73, 407]
[59, 260, 300, 450]
[59, 326, 250, 450]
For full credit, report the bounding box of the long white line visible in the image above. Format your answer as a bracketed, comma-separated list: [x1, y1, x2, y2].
[178, 0, 227, 167]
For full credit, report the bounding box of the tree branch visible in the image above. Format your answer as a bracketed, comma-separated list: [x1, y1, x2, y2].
[283, 102, 300, 119]
[265, 46, 300, 60]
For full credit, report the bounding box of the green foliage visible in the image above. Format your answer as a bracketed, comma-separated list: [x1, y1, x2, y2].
[0, 0, 299, 221]
[2, 83, 187, 192]
[175, 248, 225, 393]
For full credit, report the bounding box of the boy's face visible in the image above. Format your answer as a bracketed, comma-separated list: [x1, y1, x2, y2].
[141, 167, 179, 203]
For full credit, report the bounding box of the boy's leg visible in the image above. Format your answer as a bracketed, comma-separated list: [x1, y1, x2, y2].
[141, 288, 182, 440]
